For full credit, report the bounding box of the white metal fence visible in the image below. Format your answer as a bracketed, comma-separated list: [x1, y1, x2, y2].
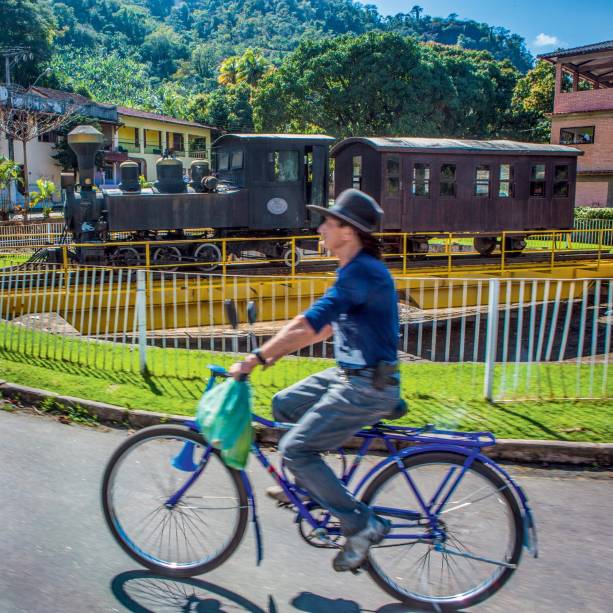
[0, 265, 610, 402]
[573, 218, 613, 246]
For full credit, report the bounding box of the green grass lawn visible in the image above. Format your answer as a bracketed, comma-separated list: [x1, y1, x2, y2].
[0, 253, 31, 267]
[0, 320, 611, 443]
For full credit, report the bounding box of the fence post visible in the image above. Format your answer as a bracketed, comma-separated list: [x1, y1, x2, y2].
[136, 269, 148, 375]
[484, 278, 500, 401]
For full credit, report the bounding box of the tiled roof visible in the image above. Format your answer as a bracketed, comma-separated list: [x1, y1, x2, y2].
[538, 40, 613, 61]
[29, 86, 114, 108]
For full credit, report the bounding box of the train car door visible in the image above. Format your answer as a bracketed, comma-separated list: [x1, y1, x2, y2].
[305, 145, 328, 226]
[381, 153, 402, 229]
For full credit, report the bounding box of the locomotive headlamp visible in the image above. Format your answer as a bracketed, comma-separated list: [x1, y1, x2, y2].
[67, 125, 104, 191]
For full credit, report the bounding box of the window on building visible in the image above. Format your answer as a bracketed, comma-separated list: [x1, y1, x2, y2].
[352, 155, 362, 189]
[230, 150, 244, 170]
[439, 163, 456, 197]
[530, 164, 546, 197]
[269, 150, 299, 182]
[553, 165, 569, 197]
[169, 132, 184, 153]
[217, 151, 229, 171]
[560, 126, 595, 145]
[412, 163, 430, 197]
[386, 155, 400, 195]
[38, 131, 59, 143]
[499, 164, 514, 197]
[144, 129, 161, 154]
[474, 165, 490, 196]
[189, 135, 207, 158]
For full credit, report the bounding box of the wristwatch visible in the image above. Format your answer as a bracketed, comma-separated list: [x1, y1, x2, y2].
[251, 348, 267, 365]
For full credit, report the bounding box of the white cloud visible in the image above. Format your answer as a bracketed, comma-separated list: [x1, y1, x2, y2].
[533, 33, 560, 48]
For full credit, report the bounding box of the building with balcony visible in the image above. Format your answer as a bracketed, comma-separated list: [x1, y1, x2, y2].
[540, 40, 613, 207]
[0, 86, 216, 199]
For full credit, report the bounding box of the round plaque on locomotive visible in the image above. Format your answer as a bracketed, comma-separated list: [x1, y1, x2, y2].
[266, 197, 288, 215]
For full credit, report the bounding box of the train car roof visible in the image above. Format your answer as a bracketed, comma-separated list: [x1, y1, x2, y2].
[331, 137, 583, 157]
[214, 133, 336, 146]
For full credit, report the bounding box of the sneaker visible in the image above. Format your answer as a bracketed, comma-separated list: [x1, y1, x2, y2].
[333, 514, 391, 572]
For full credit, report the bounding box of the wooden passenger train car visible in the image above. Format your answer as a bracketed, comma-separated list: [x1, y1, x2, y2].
[331, 137, 583, 255]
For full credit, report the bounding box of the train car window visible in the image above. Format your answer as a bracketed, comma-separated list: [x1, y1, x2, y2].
[217, 151, 230, 171]
[269, 150, 299, 182]
[230, 150, 244, 170]
[386, 156, 400, 195]
[439, 164, 456, 197]
[499, 164, 514, 197]
[474, 165, 490, 197]
[352, 156, 362, 189]
[412, 163, 430, 197]
[530, 164, 546, 197]
[560, 126, 595, 145]
[553, 165, 570, 197]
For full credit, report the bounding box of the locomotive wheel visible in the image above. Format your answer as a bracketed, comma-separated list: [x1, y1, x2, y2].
[474, 237, 497, 257]
[152, 246, 182, 272]
[109, 246, 142, 267]
[282, 246, 302, 268]
[503, 237, 526, 257]
[193, 243, 222, 272]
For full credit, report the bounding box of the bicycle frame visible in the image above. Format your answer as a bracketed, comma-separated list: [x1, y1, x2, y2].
[180, 367, 538, 566]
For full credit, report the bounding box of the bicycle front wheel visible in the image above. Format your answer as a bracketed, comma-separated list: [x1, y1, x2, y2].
[362, 452, 523, 612]
[102, 425, 249, 578]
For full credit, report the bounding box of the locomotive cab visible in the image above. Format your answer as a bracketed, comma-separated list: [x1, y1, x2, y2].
[213, 134, 335, 233]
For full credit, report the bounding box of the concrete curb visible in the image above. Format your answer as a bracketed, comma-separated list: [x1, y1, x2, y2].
[1, 380, 611, 467]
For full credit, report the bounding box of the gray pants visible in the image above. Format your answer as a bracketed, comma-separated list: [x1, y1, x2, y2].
[272, 367, 400, 536]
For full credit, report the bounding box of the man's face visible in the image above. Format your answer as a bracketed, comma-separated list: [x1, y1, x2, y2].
[317, 216, 355, 254]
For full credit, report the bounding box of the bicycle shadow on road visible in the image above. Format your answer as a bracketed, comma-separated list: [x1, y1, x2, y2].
[291, 591, 467, 612]
[111, 570, 268, 612]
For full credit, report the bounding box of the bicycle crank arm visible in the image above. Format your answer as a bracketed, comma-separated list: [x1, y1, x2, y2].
[434, 544, 517, 569]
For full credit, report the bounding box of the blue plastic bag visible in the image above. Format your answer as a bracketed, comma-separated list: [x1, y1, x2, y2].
[196, 378, 253, 470]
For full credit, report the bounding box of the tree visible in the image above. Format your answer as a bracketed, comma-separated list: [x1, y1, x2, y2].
[253, 33, 452, 137]
[188, 83, 254, 132]
[0, 89, 76, 217]
[411, 5, 423, 21]
[0, 156, 22, 219]
[141, 25, 188, 79]
[0, 0, 57, 86]
[236, 49, 271, 87]
[218, 56, 240, 86]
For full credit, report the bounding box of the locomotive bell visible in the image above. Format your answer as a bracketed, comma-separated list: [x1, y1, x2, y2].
[154, 156, 186, 193]
[189, 160, 210, 192]
[118, 161, 141, 192]
[67, 125, 104, 191]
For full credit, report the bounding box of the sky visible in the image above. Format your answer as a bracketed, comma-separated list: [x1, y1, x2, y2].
[365, 0, 613, 57]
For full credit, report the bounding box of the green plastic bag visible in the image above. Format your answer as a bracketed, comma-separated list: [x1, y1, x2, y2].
[196, 378, 253, 470]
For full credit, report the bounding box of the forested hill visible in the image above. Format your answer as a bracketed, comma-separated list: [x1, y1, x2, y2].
[49, 0, 532, 75]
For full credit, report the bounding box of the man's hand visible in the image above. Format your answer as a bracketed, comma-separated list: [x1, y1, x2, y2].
[229, 354, 258, 380]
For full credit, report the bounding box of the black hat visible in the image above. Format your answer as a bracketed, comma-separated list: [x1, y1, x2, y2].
[307, 188, 383, 233]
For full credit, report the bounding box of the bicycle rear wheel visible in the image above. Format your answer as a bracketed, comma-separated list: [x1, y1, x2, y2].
[102, 425, 249, 578]
[362, 452, 523, 612]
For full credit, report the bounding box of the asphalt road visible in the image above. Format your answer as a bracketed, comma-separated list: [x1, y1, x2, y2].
[1, 409, 612, 613]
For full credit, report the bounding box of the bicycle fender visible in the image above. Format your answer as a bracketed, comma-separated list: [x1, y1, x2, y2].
[352, 444, 538, 558]
[240, 470, 264, 565]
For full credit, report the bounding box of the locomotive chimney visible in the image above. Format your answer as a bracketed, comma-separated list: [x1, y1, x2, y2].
[67, 125, 104, 191]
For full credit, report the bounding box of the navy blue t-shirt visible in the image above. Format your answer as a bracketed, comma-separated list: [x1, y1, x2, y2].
[303, 250, 399, 368]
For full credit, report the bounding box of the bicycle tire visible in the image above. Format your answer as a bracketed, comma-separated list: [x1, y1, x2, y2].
[101, 425, 249, 578]
[362, 451, 523, 612]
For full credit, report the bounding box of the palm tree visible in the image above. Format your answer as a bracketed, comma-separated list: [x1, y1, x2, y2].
[218, 56, 240, 86]
[236, 49, 270, 87]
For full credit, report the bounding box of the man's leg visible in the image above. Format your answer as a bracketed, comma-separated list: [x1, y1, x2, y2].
[271, 367, 338, 424]
[278, 374, 399, 536]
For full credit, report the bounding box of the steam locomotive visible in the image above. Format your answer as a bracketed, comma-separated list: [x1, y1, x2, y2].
[61, 126, 334, 269]
[61, 125, 581, 268]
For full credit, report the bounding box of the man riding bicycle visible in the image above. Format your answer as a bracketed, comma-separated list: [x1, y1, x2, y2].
[230, 188, 402, 572]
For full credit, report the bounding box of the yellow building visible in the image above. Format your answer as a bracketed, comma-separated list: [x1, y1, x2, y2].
[113, 106, 214, 182]
[0, 87, 216, 193]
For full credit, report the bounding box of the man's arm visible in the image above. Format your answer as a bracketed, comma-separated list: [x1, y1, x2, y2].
[230, 316, 332, 378]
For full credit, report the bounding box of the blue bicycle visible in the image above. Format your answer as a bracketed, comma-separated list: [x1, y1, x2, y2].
[102, 374, 538, 612]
